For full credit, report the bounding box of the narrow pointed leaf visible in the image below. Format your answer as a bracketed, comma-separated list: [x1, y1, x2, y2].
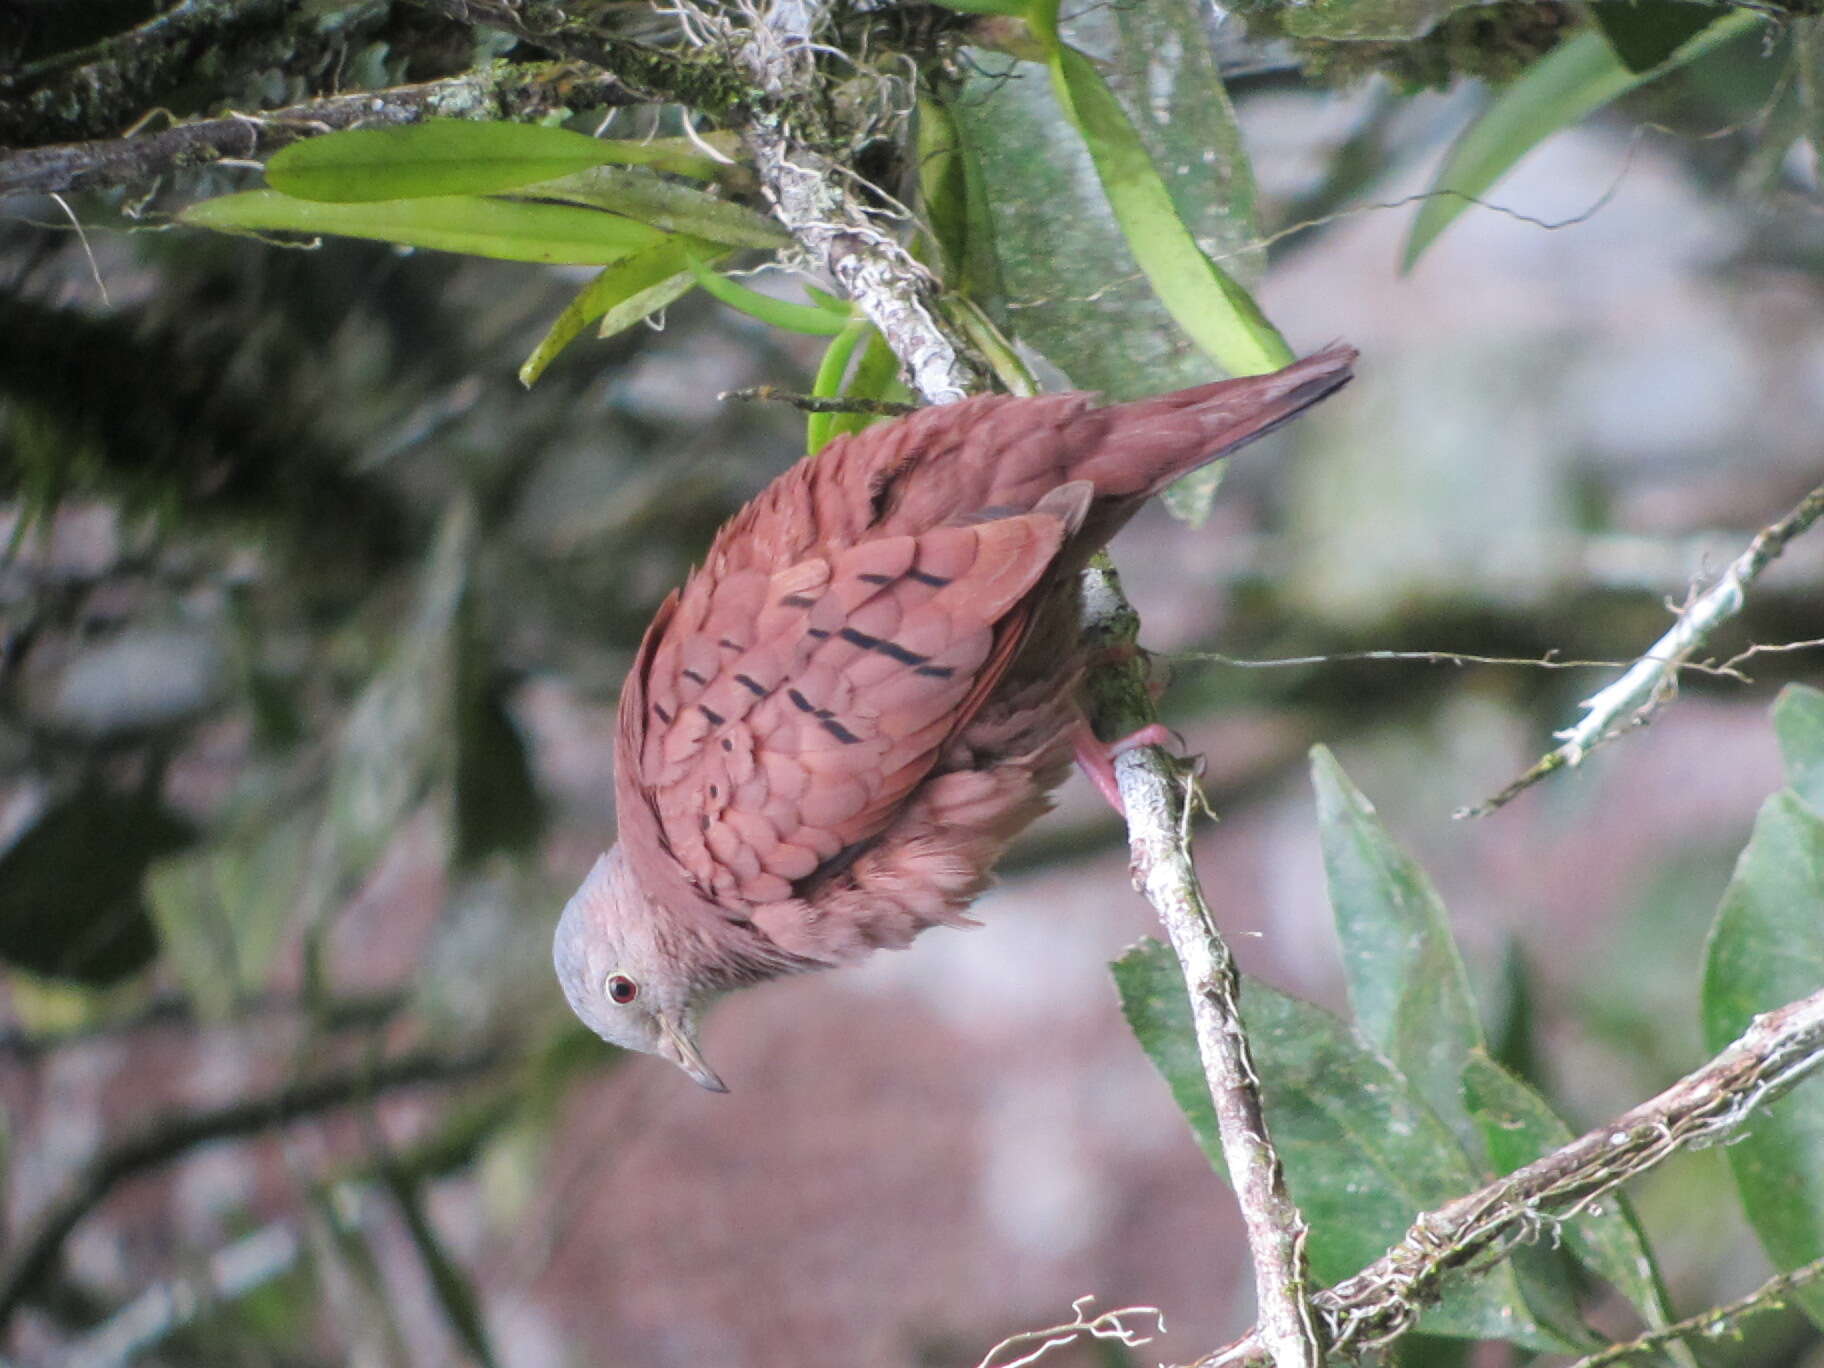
[828, 328, 911, 440]
[684, 254, 855, 335]
[917, 95, 1002, 302]
[807, 319, 870, 453]
[182, 190, 667, 264]
[1029, 17, 1290, 379]
[1311, 746, 1485, 1152]
[0, 791, 190, 985]
[1114, 940, 1574, 1349]
[1464, 1052, 1693, 1364]
[517, 166, 789, 248]
[1404, 14, 1761, 270]
[520, 239, 724, 386]
[1702, 788, 1824, 1328]
[265, 120, 719, 202]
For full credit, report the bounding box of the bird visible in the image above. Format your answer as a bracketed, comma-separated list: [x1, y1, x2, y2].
[554, 344, 1357, 1090]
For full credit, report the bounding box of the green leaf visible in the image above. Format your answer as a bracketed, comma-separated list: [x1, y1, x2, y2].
[181, 190, 667, 264]
[1702, 789, 1824, 1329]
[146, 814, 310, 1019]
[956, 0, 1276, 520]
[933, 0, 1028, 12]
[1027, 0, 1289, 379]
[684, 254, 855, 335]
[1591, 0, 1724, 73]
[1113, 940, 1572, 1349]
[1463, 1052, 1693, 1365]
[1311, 746, 1485, 1152]
[1403, 14, 1762, 270]
[828, 328, 911, 441]
[806, 319, 870, 454]
[0, 789, 192, 985]
[1775, 683, 1824, 815]
[519, 238, 723, 386]
[516, 166, 789, 248]
[265, 120, 711, 202]
[916, 95, 1002, 302]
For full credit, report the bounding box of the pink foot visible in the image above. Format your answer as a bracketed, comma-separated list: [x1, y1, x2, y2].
[1074, 721, 1175, 815]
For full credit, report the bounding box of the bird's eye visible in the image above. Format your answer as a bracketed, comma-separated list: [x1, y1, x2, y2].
[605, 973, 639, 1005]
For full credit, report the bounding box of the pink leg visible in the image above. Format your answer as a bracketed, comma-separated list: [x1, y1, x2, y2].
[1074, 721, 1175, 815]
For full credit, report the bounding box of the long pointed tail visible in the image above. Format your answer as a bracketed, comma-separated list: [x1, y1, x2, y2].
[1071, 343, 1358, 498]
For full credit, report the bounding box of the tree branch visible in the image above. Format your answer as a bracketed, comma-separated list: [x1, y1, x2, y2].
[0, 1040, 504, 1326]
[1562, 1257, 1824, 1368]
[1080, 561, 1323, 1368]
[0, 0, 373, 148]
[1184, 985, 1824, 1368]
[405, 0, 746, 114]
[0, 61, 642, 198]
[1465, 478, 1824, 818]
[700, 4, 1317, 1363]
[718, 0, 988, 403]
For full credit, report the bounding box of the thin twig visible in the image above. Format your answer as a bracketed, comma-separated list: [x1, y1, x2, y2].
[1183, 985, 1824, 1368]
[1464, 479, 1824, 818]
[1082, 560, 1323, 1368]
[719, 385, 918, 415]
[1562, 1257, 1824, 1368]
[974, 1296, 1165, 1368]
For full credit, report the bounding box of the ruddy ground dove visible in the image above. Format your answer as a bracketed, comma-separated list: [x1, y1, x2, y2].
[554, 344, 1357, 1089]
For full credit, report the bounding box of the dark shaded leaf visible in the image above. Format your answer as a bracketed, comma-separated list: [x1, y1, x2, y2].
[1113, 940, 1571, 1348]
[455, 645, 542, 866]
[1464, 1052, 1692, 1364]
[0, 789, 193, 984]
[1701, 789, 1824, 1328]
[1591, 0, 1723, 74]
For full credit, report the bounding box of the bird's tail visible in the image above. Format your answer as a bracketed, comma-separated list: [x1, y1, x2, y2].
[1071, 342, 1358, 499]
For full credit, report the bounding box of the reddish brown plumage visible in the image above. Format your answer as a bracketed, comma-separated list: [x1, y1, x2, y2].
[555, 345, 1357, 1087]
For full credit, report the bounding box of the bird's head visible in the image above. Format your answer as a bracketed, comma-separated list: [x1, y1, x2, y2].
[552, 846, 728, 1092]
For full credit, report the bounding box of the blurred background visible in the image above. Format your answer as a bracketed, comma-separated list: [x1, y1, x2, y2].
[3, 4, 1824, 1365]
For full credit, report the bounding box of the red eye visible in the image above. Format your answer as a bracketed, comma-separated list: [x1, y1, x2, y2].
[606, 974, 639, 1005]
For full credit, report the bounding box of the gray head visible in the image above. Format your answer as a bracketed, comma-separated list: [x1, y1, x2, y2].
[552, 846, 728, 1092]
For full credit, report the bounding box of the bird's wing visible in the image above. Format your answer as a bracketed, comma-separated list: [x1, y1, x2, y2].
[618, 494, 1087, 909]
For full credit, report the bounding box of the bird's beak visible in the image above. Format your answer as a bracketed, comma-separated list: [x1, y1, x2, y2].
[657, 1014, 728, 1093]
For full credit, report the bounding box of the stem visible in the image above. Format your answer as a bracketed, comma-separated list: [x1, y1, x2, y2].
[1465, 478, 1824, 817]
[1080, 560, 1322, 1368]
